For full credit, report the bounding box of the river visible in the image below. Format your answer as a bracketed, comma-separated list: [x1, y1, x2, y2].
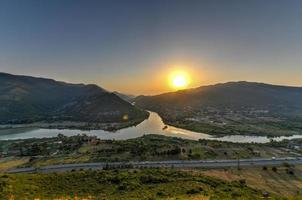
[0, 112, 302, 143]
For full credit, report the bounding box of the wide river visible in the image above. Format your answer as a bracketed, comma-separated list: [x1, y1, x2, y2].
[0, 112, 302, 143]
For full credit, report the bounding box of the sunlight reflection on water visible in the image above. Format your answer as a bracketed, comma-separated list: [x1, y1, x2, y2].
[1, 112, 302, 143]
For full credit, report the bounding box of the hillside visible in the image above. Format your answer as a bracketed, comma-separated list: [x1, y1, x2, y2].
[134, 82, 302, 136]
[113, 91, 136, 102]
[0, 169, 281, 200]
[0, 72, 147, 125]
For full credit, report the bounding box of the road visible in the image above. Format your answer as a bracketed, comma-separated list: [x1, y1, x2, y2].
[7, 157, 302, 173]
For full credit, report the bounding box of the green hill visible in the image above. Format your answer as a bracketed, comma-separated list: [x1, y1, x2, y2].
[0, 169, 280, 200]
[134, 82, 302, 136]
[0, 72, 147, 124]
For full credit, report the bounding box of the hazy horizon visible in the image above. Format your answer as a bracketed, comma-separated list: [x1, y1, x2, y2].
[2, 71, 302, 96]
[1, 0, 302, 95]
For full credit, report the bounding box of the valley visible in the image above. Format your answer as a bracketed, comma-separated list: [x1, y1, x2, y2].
[135, 82, 302, 137]
[1, 75, 302, 200]
[2, 1, 302, 199]
[1, 134, 302, 199]
[1, 134, 301, 169]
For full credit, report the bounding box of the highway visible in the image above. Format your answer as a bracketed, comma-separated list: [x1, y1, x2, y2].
[6, 157, 302, 173]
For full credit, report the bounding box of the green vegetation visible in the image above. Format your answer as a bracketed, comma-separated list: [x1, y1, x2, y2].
[1, 135, 301, 199]
[164, 118, 302, 137]
[0, 134, 301, 169]
[0, 72, 148, 126]
[202, 165, 302, 197]
[0, 169, 285, 200]
[135, 81, 302, 136]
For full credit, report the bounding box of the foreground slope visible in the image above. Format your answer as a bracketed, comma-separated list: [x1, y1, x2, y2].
[135, 82, 302, 136]
[0, 169, 284, 200]
[0, 72, 147, 125]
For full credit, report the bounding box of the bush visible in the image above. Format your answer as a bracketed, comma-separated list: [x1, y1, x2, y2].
[286, 169, 295, 175]
[156, 191, 167, 196]
[186, 188, 200, 195]
[117, 184, 127, 190]
[283, 162, 291, 168]
[272, 167, 278, 172]
[140, 175, 169, 184]
[239, 179, 246, 186]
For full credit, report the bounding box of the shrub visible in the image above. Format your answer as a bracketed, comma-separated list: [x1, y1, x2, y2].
[286, 169, 294, 175]
[283, 162, 291, 168]
[186, 188, 200, 195]
[272, 167, 277, 172]
[117, 184, 127, 190]
[140, 175, 169, 184]
[156, 191, 166, 196]
[239, 179, 246, 186]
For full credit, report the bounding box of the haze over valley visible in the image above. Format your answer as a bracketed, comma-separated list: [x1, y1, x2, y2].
[1, 1, 302, 199]
[135, 81, 302, 137]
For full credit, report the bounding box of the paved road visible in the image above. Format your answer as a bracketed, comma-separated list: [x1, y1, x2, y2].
[7, 157, 302, 173]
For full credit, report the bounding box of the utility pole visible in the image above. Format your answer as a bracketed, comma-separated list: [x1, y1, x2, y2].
[236, 152, 240, 170]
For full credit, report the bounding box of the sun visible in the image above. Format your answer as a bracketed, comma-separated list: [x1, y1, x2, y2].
[169, 71, 190, 89]
[173, 75, 187, 87]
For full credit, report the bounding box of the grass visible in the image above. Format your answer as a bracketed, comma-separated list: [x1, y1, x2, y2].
[29, 155, 92, 167]
[0, 169, 278, 200]
[201, 165, 302, 196]
[1, 134, 301, 168]
[166, 119, 302, 137]
[0, 157, 29, 172]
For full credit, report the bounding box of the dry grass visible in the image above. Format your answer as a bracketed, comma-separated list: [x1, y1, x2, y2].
[31, 155, 91, 167]
[0, 157, 29, 172]
[201, 165, 302, 196]
[166, 195, 209, 200]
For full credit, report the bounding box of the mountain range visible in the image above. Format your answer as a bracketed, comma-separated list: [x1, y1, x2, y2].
[134, 81, 302, 136]
[0, 72, 147, 125]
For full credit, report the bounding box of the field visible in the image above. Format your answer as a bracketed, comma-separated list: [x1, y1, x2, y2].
[1, 134, 302, 168]
[0, 135, 301, 169]
[1, 135, 302, 199]
[202, 165, 302, 196]
[0, 157, 29, 171]
[163, 116, 302, 137]
[0, 169, 291, 200]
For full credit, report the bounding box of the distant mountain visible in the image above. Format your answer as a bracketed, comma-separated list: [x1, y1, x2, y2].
[113, 91, 136, 102]
[134, 82, 302, 136]
[0, 72, 147, 124]
[135, 81, 302, 115]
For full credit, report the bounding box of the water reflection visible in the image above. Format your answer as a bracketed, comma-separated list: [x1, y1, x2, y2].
[0, 112, 302, 143]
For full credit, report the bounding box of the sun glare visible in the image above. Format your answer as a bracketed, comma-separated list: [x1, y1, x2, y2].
[173, 75, 187, 87]
[169, 70, 190, 89]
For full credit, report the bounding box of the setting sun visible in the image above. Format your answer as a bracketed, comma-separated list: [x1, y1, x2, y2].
[169, 70, 190, 89]
[173, 75, 187, 87]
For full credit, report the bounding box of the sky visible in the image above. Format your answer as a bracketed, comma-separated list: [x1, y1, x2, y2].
[1, 0, 302, 95]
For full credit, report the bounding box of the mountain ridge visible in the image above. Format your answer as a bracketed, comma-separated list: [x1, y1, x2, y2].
[136, 81, 302, 98]
[0, 72, 148, 125]
[134, 81, 302, 136]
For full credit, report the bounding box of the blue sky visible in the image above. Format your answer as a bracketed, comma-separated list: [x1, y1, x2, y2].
[1, 0, 302, 94]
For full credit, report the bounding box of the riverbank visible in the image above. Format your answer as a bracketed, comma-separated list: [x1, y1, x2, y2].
[1, 134, 301, 170]
[162, 117, 302, 138]
[1, 135, 302, 199]
[1, 111, 302, 143]
[0, 114, 149, 132]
